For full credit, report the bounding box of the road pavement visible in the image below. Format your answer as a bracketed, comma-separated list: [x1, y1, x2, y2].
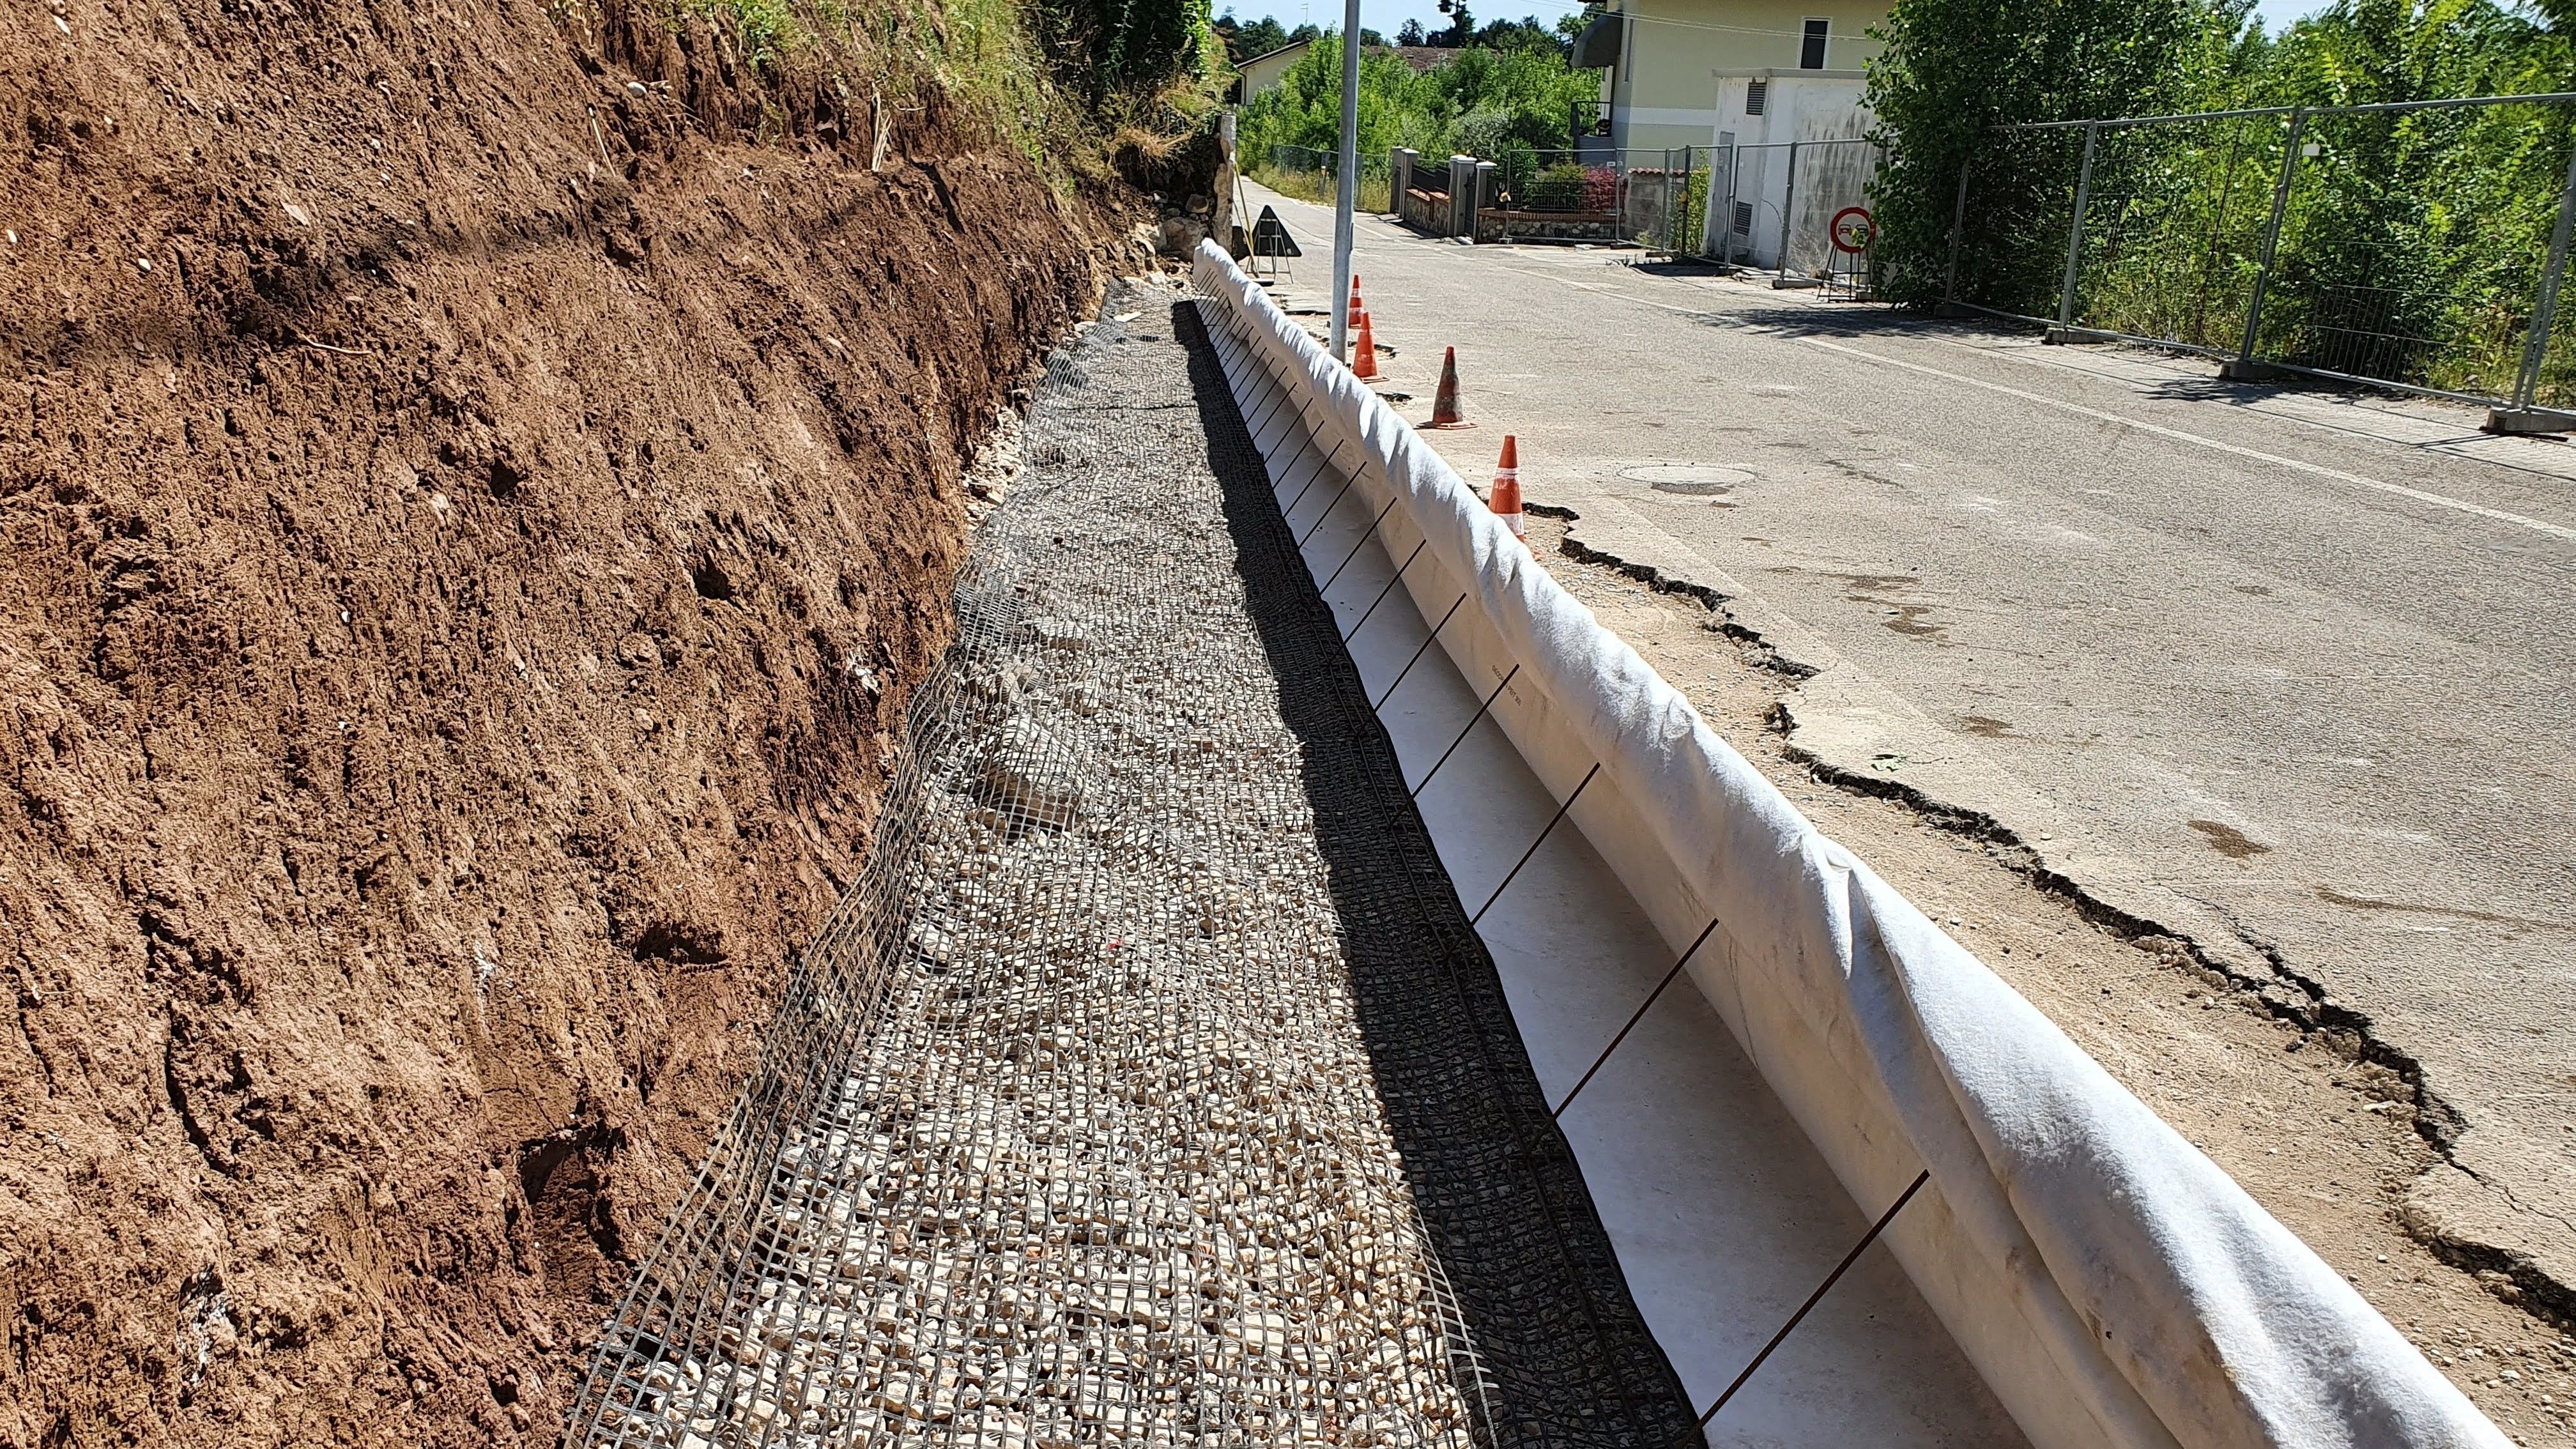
[1235, 181, 2576, 1316]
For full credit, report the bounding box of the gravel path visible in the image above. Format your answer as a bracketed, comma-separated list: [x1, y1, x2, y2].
[567, 277, 1694, 1449]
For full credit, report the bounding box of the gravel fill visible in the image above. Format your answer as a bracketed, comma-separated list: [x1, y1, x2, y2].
[565, 277, 1696, 1448]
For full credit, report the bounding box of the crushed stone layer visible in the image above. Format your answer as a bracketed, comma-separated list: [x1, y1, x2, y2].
[565, 276, 1695, 1448]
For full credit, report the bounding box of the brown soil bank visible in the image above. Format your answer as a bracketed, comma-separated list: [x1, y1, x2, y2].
[0, 0, 1112, 1439]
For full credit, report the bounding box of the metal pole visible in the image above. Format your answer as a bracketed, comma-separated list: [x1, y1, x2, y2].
[1728, 146, 1743, 266]
[1213, 109, 1238, 259]
[1776, 140, 1799, 282]
[2055, 121, 2099, 332]
[2512, 141, 2576, 410]
[2237, 108, 2305, 369]
[1664, 148, 1678, 252]
[1942, 141, 1974, 306]
[1329, 8, 1361, 362]
[1700, 144, 1726, 260]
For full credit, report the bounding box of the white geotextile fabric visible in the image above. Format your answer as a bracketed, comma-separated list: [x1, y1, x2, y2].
[1192, 240, 2506, 1449]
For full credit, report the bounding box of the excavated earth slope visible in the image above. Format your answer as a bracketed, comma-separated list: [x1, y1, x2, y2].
[0, 0, 1110, 1443]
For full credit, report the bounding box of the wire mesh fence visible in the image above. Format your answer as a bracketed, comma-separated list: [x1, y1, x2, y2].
[1948, 93, 2576, 412]
[1485, 148, 1703, 251]
[1262, 144, 1393, 212]
[1679, 140, 1882, 295]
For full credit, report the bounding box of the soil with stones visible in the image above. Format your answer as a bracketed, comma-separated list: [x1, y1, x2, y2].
[0, 1, 1127, 1443]
[1522, 509, 2576, 1448]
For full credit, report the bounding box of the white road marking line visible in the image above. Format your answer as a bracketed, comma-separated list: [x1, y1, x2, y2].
[1799, 337, 2576, 544]
[1491, 263, 1718, 319]
[1941, 336, 2576, 486]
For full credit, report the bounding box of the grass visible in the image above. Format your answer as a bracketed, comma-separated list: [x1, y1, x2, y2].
[1248, 164, 1391, 216]
[607, 0, 1220, 195]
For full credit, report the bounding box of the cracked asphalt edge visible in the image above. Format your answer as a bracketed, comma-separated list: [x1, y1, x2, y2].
[1525, 494, 2576, 1334]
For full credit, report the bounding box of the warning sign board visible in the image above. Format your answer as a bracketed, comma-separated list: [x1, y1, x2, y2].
[1252, 206, 1301, 258]
[1830, 206, 1876, 254]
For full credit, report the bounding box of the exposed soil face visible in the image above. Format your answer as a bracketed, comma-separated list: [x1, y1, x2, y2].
[0, 0, 1117, 1442]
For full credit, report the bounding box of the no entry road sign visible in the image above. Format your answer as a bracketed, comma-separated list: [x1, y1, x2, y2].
[1830, 206, 1876, 254]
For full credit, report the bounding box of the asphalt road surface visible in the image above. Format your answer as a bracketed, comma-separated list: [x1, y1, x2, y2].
[1236, 181, 2576, 1313]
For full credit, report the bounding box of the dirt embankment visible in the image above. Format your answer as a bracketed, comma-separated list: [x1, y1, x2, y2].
[0, 0, 1116, 1440]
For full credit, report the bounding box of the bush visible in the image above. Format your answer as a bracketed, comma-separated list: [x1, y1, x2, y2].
[1451, 109, 1513, 163]
[1237, 31, 1600, 168]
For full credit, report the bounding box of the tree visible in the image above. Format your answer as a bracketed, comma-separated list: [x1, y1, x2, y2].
[1040, 0, 1219, 100]
[1434, 0, 1476, 47]
[1287, 21, 1319, 43]
[1863, 0, 2251, 303]
[1396, 18, 1427, 45]
[1236, 26, 1600, 164]
[1473, 15, 1561, 53]
[1222, 13, 1291, 61]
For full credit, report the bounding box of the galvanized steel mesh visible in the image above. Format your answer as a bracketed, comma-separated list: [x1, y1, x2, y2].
[560, 280, 1694, 1449]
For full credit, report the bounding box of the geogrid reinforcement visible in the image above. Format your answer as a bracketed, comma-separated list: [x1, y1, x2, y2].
[560, 277, 1696, 1449]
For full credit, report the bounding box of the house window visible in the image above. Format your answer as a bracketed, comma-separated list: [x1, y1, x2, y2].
[1800, 17, 1829, 69]
[1745, 79, 1768, 116]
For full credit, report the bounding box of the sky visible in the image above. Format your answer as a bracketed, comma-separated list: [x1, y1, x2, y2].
[1223, 0, 2332, 49]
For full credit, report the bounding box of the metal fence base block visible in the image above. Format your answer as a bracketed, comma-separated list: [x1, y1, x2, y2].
[2485, 405, 2576, 435]
[2042, 328, 2112, 346]
[2218, 358, 2285, 383]
[1770, 275, 1825, 290]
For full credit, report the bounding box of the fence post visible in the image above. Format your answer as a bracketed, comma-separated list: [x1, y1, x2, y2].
[2050, 121, 2099, 339]
[2505, 142, 2576, 419]
[2230, 107, 2305, 380]
[1669, 147, 1689, 251]
[1700, 146, 1726, 260]
[1942, 139, 1974, 310]
[1776, 140, 1800, 282]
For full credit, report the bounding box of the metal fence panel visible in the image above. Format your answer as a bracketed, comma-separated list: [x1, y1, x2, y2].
[1484, 148, 1694, 248]
[2062, 113, 2294, 355]
[2251, 97, 2570, 403]
[1693, 141, 1879, 294]
[1954, 93, 2576, 411]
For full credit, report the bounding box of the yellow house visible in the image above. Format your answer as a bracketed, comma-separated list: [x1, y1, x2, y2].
[1232, 38, 1312, 105]
[1575, 0, 1889, 153]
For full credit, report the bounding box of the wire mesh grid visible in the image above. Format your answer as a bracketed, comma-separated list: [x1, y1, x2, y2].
[1961, 95, 2576, 406]
[2250, 99, 2569, 401]
[558, 280, 1695, 1449]
[2064, 114, 2290, 354]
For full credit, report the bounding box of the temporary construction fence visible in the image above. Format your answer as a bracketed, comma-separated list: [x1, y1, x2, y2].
[1262, 143, 1393, 213]
[1483, 148, 1703, 250]
[1945, 92, 2576, 420]
[1195, 232, 2511, 1449]
[1696, 139, 1882, 291]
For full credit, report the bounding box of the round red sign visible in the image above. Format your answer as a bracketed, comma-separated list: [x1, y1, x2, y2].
[1830, 206, 1876, 254]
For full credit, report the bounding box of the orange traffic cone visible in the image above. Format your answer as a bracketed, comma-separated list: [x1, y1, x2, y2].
[1490, 436, 1525, 544]
[1426, 346, 1475, 429]
[1353, 310, 1382, 381]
